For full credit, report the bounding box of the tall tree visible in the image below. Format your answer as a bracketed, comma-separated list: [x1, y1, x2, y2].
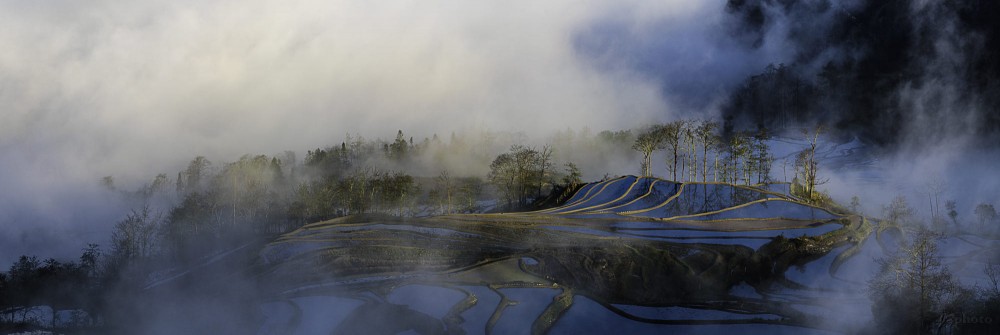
[389, 130, 409, 161]
[794, 126, 826, 200]
[751, 127, 772, 184]
[727, 131, 751, 184]
[662, 121, 685, 181]
[695, 120, 719, 183]
[632, 125, 666, 177]
[181, 156, 211, 194]
[433, 170, 455, 214]
[536, 145, 553, 197]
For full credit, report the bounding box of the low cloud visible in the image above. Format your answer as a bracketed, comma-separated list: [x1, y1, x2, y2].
[0, 0, 756, 266]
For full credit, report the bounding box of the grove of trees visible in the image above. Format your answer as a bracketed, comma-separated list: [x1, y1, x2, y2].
[487, 145, 554, 209]
[630, 119, 775, 187]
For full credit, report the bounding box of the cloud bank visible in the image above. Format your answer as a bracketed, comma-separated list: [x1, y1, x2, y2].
[3, 0, 782, 266]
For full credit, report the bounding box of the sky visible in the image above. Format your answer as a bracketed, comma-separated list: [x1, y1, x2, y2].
[1, 0, 811, 266]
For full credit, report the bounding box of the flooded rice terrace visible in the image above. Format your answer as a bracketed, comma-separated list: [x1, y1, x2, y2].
[255, 176, 872, 334]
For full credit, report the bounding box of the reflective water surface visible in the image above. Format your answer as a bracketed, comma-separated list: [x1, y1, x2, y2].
[256, 178, 869, 334]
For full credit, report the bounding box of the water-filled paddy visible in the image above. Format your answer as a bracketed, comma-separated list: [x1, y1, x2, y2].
[255, 177, 895, 334]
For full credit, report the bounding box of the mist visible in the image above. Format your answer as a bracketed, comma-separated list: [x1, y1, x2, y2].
[3, 1, 1000, 333]
[0, 0, 819, 268]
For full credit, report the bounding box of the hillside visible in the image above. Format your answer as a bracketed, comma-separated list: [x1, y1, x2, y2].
[255, 177, 868, 334]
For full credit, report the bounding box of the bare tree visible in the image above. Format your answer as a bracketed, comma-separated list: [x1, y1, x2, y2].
[695, 120, 719, 183]
[793, 125, 827, 200]
[922, 179, 947, 224]
[662, 121, 685, 181]
[111, 206, 162, 266]
[488, 145, 543, 208]
[632, 125, 666, 177]
[433, 170, 454, 214]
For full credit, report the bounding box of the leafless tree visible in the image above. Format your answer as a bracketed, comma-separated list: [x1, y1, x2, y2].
[632, 124, 667, 177]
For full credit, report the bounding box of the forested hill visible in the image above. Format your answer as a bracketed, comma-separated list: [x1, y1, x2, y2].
[720, 0, 1000, 146]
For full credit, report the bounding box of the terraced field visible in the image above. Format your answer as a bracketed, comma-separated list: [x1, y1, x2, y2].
[256, 176, 871, 334]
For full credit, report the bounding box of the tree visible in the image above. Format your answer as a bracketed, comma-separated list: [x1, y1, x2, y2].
[974, 203, 997, 229]
[456, 177, 485, 213]
[750, 127, 773, 184]
[488, 151, 517, 208]
[945, 200, 958, 229]
[218, 154, 279, 229]
[536, 145, 554, 197]
[137, 173, 171, 202]
[695, 120, 719, 183]
[110, 206, 162, 268]
[632, 125, 667, 177]
[488, 145, 543, 208]
[562, 162, 582, 187]
[850, 196, 862, 214]
[389, 130, 409, 161]
[79, 244, 102, 284]
[726, 131, 751, 184]
[165, 191, 222, 260]
[793, 126, 827, 200]
[6, 255, 41, 316]
[923, 179, 946, 222]
[431, 170, 455, 214]
[514, 146, 542, 206]
[869, 228, 966, 333]
[101, 176, 116, 191]
[181, 156, 211, 194]
[662, 121, 685, 181]
[882, 195, 916, 229]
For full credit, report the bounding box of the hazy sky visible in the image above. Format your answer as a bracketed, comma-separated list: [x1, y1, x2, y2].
[0, 0, 815, 266]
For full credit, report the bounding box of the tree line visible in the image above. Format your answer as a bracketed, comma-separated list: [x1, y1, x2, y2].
[630, 119, 776, 185]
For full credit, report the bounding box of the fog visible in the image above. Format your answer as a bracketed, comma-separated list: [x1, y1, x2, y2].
[0, 0, 804, 268]
[2, 4, 998, 333]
